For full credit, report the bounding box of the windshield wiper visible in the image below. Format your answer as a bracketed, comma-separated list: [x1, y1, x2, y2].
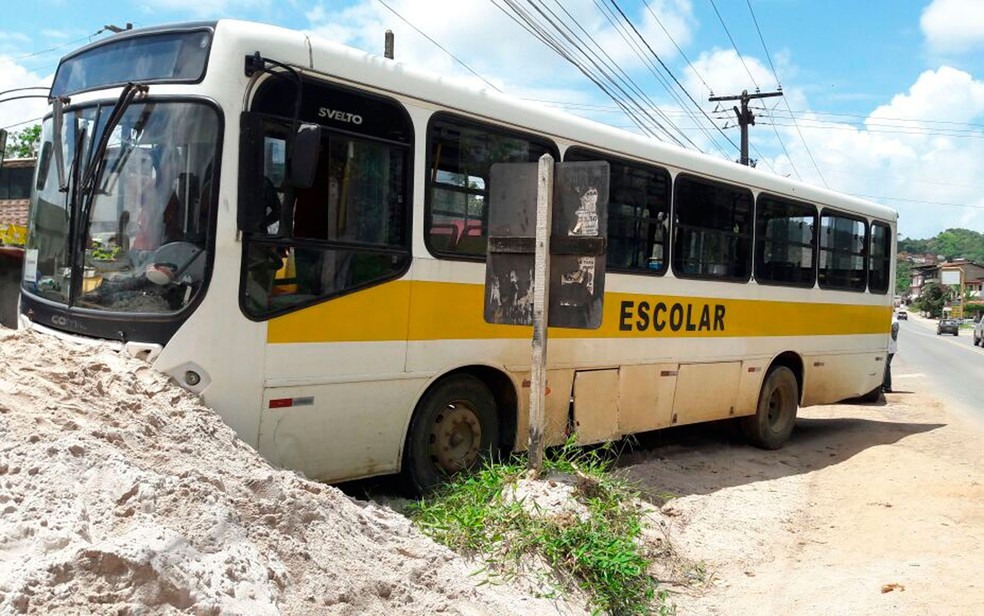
[79, 82, 147, 198]
[71, 82, 147, 303]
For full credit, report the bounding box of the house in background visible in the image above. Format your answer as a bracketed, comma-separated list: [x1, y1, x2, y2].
[910, 259, 984, 317]
[0, 157, 34, 246]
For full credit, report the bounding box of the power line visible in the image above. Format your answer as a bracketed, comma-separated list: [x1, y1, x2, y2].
[492, 0, 692, 146]
[592, 0, 712, 150]
[758, 119, 984, 139]
[853, 194, 984, 210]
[745, 0, 779, 86]
[740, 0, 800, 180]
[643, 1, 713, 95]
[742, 0, 826, 187]
[549, 0, 697, 146]
[605, 0, 741, 156]
[491, 0, 667, 141]
[707, 0, 759, 91]
[530, 97, 984, 137]
[12, 27, 109, 62]
[778, 107, 984, 129]
[374, 0, 502, 93]
[1, 115, 46, 131]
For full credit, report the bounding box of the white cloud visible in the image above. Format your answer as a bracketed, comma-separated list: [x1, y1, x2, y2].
[299, 1, 979, 238]
[143, 0, 272, 20]
[686, 48, 777, 101]
[0, 56, 51, 133]
[921, 0, 984, 55]
[761, 66, 984, 238]
[303, 0, 697, 94]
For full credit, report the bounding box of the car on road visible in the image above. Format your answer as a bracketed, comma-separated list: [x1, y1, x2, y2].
[937, 318, 960, 336]
[896, 308, 908, 320]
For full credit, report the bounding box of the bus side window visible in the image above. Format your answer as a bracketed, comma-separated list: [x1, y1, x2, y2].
[868, 221, 892, 294]
[672, 174, 753, 281]
[564, 147, 670, 275]
[818, 212, 867, 292]
[754, 194, 817, 288]
[425, 114, 556, 260]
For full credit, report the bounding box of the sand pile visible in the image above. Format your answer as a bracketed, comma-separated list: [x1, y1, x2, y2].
[0, 328, 585, 615]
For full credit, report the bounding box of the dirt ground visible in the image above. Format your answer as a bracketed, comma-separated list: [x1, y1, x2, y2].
[621, 389, 984, 614]
[3, 298, 983, 614]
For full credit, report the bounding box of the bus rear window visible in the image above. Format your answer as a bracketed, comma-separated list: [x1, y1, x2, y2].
[868, 221, 892, 294]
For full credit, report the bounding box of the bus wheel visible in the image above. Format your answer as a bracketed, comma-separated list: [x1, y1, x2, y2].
[741, 366, 798, 450]
[402, 375, 499, 494]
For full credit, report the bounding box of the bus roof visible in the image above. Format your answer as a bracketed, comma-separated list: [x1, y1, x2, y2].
[63, 19, 896, 224]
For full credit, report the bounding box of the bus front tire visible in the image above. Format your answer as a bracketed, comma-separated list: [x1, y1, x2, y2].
[741, 366, 798, 450]
[401, 375, 499, 495]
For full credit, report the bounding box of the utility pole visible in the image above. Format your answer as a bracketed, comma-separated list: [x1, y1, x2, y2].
[709, 89, 783, 166]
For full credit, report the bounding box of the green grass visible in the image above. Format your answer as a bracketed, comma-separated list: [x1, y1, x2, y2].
[406, 442, 674, 616]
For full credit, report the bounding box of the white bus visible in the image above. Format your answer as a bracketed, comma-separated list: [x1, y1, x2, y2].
[20, 20, 895, 492]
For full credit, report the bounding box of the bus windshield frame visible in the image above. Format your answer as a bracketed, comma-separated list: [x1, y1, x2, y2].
[21, 97, 221, 342]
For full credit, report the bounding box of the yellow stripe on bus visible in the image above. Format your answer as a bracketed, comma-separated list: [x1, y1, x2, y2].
[268, 281, 413, 343]
[267, 279, 892, 344]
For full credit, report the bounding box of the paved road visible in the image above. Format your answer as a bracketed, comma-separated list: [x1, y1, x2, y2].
[891, 312, 984, 419]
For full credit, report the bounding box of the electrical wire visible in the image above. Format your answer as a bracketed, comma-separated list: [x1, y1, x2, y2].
[597, 0, 727, 154]
[374, 0, 503, 93]
[707, 0, 759, 91]
[743, 0, 825, 186]
[643, 1, 713, 95]
[492, 0, 689, 146]
[490, 0, 663, 140]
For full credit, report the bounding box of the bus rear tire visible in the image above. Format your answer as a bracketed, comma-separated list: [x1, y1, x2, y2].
[401, 375, 499, 495]
[741, 366, 798, 450]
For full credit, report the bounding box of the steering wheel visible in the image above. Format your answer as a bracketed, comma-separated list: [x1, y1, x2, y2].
[145, 241, 205, 285]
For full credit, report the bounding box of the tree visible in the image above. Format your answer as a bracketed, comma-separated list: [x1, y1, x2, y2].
[8, 125, 41, 158]
[915, 283, 948, 318]
[899, 228, 984, 263]
[895, 259, 912, 298]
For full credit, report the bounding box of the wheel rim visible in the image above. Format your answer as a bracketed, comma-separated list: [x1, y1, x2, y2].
[429, 401, 482, 474]
[767, 384, 789, 430]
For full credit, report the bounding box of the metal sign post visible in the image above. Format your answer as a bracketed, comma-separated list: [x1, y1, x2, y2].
[527, 154, 553, 474]
[484, 156, 608, 475]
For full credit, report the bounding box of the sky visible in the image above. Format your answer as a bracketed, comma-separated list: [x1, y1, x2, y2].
[2, 0, 984, 240]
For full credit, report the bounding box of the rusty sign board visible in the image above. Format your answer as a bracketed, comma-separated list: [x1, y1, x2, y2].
[484, 160, 608, 329]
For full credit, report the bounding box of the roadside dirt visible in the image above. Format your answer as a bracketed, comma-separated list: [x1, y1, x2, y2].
[3, 311, 983, 614]
[621, 389, 984, 614]
[0, 328, 589, 615]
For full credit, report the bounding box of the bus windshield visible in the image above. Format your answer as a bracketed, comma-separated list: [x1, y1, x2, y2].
[24, 100, 219, 314]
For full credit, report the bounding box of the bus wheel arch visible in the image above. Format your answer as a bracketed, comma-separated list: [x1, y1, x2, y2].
[742, 354, 801, 450]
[400, 368, 515, 494]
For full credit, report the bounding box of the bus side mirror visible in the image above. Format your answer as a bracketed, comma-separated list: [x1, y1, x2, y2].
[289, 123, 321, 189]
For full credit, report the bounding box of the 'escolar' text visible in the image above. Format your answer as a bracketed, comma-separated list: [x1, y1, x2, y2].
[618, 300, 726, 333]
